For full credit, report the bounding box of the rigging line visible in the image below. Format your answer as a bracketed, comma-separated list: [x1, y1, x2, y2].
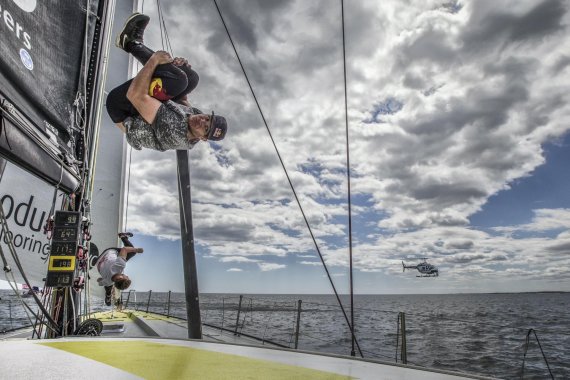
[0, 202, 61, 334]
[156, 0, 166, 53]
[125, 146, 133, 231]
[211, 0, 363, 358]
[0, 245, 40, 331]
[69, 288, 77, 333]
[341, 0, 356, 358]
[156, 0, 173, 55]
[75, 0, 91, 203]
[156, 7, 196, 262]
[521, 329, 554, 380]
[154, 3, 190, 237]
[3, 270, 41, 335]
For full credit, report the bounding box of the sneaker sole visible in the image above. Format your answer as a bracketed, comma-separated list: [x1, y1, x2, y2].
[115, 12, 144, 49]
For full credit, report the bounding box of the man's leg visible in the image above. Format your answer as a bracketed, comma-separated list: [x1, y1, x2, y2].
[130, 43, 190, 100]
[104, 285, 113, 306]
[172, 64, 200, 102]
[118, 13, 191, 100]
[106, 79, 137, 123]
[119, 232, 138, 261]
[130, 44, 199, 100]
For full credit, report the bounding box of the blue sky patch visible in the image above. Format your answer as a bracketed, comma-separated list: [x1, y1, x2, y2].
[364, 98, 403, 124]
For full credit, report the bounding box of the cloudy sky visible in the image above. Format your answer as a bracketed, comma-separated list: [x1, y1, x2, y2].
[120, 0, 570, 294]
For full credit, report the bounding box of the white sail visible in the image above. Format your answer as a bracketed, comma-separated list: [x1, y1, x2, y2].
[87, 1, 137, 296]
[0, 0, 132, 291]
[0, 161, 62, 285]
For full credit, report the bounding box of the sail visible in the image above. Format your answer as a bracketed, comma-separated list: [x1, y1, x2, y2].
[0, 0, 100, 193]
[0, 160, 62, 284]
[86, 0, 135, 294]
[0, 0, 127, 286]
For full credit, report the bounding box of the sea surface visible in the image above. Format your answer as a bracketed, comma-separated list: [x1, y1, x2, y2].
[1, 290, 568, 379]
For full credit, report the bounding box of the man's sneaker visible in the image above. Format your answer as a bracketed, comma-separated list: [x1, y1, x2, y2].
[118, 232, 133, 239]
[115, 13, 150, 51]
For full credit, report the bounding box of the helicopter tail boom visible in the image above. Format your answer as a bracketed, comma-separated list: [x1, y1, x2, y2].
[402, 261, 417, 271]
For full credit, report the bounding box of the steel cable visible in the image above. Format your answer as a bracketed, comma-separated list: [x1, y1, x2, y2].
[211, 0, 363, 357]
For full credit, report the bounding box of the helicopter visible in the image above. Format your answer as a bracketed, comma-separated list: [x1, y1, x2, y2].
[402, 258, 439, 277]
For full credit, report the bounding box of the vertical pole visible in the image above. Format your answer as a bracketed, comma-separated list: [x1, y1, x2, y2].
[9, 300, 13, 329]
[401, 312, 407, 364]
[395, 313, 400, 362]
[62, 289, 68, 336]
[146, 290, 152, 313]
[294, 300, 302, 349]
[221, 298, 225, 331]
[125, 290, 132, 308]
[234, 295, 243, 335]
[176, 150, 202, 339]
[73, 288, 81, 329]
[340, 0, 356, 358]
[167, 290, 172, 317]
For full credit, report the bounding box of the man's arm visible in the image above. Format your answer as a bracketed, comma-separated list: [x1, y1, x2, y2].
[118, 247, 144, 259]
[127, 51, 173, 124]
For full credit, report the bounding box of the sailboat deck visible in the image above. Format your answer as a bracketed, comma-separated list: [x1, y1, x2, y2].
[0, 337, 495, 380]
[93, 309, 278, 346]
[0, 309, 495, 380]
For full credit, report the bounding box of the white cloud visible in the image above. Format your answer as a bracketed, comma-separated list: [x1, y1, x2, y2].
[257, 263, 286, 272]
[299, 261, 322, 266]
[219, 256, 258, 263]
[122, 0, 570, 291]
[493, 209, 570, 232]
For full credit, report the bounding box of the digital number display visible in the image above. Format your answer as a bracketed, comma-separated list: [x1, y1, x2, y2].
[50, 242, 76, 256]
[54, 211, 80, 226]
[52, 226, 78, 242]
[46, 272, 74, 287]
[48, 256, 76, 271]
[52, 259, 72, 268]
[47, 211, 81, 286]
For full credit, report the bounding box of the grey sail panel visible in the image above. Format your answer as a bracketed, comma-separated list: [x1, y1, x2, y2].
[0, 0, 105, 194]
[0, 111, 80, 194]
[0, 0, 114, 287]
[0, 0, 88, 140]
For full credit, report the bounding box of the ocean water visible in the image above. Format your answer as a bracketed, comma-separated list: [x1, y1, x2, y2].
[1, 290, 569, 379]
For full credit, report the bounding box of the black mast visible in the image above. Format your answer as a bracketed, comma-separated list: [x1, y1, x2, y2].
[176, 150, 202, 339]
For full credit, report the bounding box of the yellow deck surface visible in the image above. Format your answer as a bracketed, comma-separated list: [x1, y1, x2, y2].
[42, 340, 351, 380]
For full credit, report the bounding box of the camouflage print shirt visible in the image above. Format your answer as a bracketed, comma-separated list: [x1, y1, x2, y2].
[124, 100, 197, 151]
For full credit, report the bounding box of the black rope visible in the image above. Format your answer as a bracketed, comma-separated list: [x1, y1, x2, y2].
[211, 0, 363, 358]
[520, 328, 554, 379]
[340, 0, 356, 357]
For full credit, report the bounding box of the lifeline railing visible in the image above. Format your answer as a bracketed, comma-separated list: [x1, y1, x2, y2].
[2, 291, 566, 379]
[115, 291, 566, 379]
